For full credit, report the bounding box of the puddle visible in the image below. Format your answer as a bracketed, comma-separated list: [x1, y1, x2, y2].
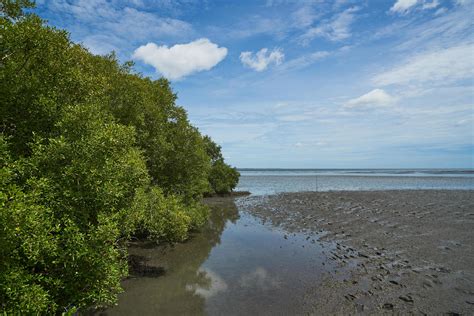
[104, 198, 338, 315]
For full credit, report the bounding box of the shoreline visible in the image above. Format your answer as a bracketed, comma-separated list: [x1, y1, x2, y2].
[238, 190, 474, 314]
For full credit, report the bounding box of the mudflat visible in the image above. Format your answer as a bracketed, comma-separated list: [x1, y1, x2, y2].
[240, 190, 474, 314]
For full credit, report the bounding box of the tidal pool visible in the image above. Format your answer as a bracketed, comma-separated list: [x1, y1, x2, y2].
[105, 197, 338, 315]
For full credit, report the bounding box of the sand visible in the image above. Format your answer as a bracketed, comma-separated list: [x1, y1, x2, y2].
[239, 190, 474, 315]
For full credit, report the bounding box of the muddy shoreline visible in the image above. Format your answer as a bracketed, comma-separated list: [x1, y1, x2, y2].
[239, 190, 474, 314]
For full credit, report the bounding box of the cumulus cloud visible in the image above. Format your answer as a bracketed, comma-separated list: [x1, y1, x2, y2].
[345, 89, 396, 109]
[373, 44, 474, 86]
[133, 38, 227, 80]
[299, 7, 359, 44]
[240, 48, 284, 71]
[390, 0, 419, 13]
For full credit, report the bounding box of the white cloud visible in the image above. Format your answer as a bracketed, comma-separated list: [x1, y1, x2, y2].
[434, 7, 448, 15]
[291, 5, 319, 29]
[373, 44, 474, 86]
[240, 48, 284, 72]
[392, 8, 473, 52]
[455, 0, 471, 5]
[390, 0, 419, 13]
[390, 0, 441, 13]
[345, 89, 396, 109]
[47, 1, 192, 41]
[422, 0, 440, 10]
[299, 7, 359, 44]
[133, 38, 227, 80]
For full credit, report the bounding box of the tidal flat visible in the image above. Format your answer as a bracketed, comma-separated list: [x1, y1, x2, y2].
[243, 190, 474, 314]
[105, 190, 474, 315]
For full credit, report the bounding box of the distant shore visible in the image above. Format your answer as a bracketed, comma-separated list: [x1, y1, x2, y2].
[240, 190, 474, 314]
[203, 191, 251, 198]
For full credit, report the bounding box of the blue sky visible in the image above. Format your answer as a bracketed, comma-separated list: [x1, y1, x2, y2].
[35, 0, 473, 168]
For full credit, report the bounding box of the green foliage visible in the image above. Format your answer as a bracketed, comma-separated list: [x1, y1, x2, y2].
[0, 0, 34, 20]
[0, 2, 238, 313]
[0, 140, 56, 313]
[0, 103, 142, 312]
[130, 187, 191, 242]
[208, 159, 240, 194]
[28, 103, 150, 226]
[102, 63, 211, 200]
[203, 136, 240, 194]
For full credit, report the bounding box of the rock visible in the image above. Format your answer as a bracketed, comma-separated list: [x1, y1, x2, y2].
[436, 267, 451, 273]
[382, 303, 394, 310]
[399, 295, 414, 303]
[344, 293, 357, 301]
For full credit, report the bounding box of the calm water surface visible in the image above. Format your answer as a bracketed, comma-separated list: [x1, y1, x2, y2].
[107, 199, 338, 315]
[236, 169, 474, 195]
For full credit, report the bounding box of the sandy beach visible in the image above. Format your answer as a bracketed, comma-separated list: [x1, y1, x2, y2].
[239, 190, 474, 314]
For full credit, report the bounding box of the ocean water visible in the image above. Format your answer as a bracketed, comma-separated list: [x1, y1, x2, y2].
[236, 169, 474, 195]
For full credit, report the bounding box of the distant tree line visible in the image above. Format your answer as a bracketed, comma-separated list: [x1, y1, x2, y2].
[0, 0, 239, 313]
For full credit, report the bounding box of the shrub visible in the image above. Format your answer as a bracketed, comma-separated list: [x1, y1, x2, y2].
[131, 187, 191, 242]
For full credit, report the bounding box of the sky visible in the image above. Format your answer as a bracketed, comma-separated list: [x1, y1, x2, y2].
[34, 0, 474, 168]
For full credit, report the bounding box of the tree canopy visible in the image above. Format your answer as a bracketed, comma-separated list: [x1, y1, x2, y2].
[0, 1, 239, 313]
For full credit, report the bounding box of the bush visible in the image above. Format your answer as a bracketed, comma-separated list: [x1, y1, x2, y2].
[0, 101, 149, 312]
[0, 141, 57, 313]
[208, 160, 240, 194]
[130, 187, 190, 242]
[0, 2, 236, 313]
[203, 136, 240, 194]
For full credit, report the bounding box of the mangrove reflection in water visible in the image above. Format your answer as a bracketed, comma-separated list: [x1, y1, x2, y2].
[105, 197, 336, 315]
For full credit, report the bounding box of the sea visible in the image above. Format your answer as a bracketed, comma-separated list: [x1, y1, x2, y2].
[236, 168, 474, 195]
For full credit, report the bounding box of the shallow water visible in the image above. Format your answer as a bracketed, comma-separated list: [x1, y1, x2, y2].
[236, 169, 474, 195]
[105, 199, 338, 315]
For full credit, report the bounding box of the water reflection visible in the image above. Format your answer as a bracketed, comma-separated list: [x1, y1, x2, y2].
[186, 268, 228, 299]
[238, 267, 281, 290]
[106, 197, 334, 315]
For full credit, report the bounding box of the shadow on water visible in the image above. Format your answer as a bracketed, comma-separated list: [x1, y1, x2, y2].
[102, 198, 240, 315]
[104, 197, 336, 315]
[127, 254, 166, 278]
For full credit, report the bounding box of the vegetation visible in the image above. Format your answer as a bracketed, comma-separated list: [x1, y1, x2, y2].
[0, 1, 239, 313]
[204, 136, 240, 195]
